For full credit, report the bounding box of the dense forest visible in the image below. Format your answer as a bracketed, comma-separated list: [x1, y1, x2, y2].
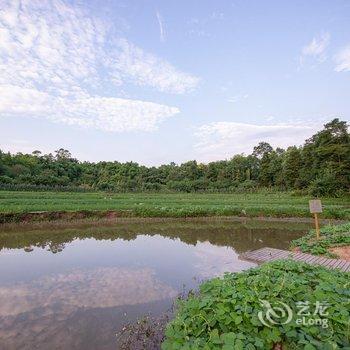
[0, 119, 349, 196]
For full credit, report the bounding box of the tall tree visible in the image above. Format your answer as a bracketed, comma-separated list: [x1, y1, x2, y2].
[283, 146, 302, 189]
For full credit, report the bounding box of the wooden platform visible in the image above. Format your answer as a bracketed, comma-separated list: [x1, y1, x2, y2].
[240, 247, 350, 272]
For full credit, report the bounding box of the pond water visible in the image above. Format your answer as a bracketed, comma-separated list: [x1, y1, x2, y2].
[0, 218, 311, 349]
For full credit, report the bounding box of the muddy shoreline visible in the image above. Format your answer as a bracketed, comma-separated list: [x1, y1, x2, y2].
[0, 211, 344, 231]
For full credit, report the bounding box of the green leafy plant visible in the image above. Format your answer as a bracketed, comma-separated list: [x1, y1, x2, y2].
[290, 223, 350, 258]
[162, 260, 350, 349]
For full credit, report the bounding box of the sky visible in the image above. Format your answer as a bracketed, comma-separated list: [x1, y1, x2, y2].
[0, 0, 349, 165]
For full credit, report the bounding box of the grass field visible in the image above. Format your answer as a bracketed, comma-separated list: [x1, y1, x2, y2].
[0, 191, 349, 221]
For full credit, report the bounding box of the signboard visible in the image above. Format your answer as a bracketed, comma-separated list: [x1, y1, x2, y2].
[309, 199, 322, 214]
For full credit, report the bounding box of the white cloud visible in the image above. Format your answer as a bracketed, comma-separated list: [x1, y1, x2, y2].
[302, 33, 330, 56]
[334, 45, 350, 72]
[194, 121, 323, 162]
[300, 32, 330, 66]
[0, 0, 198, 132]
[156, 10, 166, 42]
[109, 39, 199, 94]
[0, 85, 179, 132]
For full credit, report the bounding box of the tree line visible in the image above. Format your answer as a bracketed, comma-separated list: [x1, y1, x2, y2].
[0, 119, 349, 196]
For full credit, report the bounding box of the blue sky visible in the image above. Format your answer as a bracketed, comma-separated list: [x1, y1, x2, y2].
[0, 0, 349, 165]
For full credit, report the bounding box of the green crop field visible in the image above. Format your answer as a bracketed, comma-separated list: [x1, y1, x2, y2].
[0, 191, 349, 220]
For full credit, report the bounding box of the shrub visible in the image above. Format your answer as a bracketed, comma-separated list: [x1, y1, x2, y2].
[167, 180, 194, 193]
[163, 260, 349, 349]
[142, 182, 162, 191]
[0, 183, 93, 192]
[235, 180, 258, 193]
[308, 170, 345, 198]
[0, 175, 13, 184]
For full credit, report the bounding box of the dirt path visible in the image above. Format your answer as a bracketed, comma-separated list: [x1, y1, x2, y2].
[329, 246, 350, 261]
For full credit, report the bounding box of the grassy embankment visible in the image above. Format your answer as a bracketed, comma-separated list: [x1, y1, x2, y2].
[0, 191, 349, 223]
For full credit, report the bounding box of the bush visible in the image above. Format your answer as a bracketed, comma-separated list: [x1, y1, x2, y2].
[163, 260, 349, 349]
[142, 182, 162, 191]
[167, 180, 194, 193]
[96, 182, 115, 191]
[308, 170, 345, 197]
[0, 183, 93, 192]
[235, 180, 258, 193]
[0, 175, 13, 184]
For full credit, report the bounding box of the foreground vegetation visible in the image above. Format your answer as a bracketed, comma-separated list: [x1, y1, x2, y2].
[163, 260, 350, 349]
[0, 191, 349, 223]
[1, 119, 349, 196]
[290, 222, 350, 258]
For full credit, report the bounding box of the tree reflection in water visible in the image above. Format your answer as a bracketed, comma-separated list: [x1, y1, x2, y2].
[0, 218, 311, 254]
[0, 218, 311, 349]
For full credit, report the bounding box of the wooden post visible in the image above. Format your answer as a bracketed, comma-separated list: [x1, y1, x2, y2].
[309, 200, 322, 241]
[314, 213, 320, 240]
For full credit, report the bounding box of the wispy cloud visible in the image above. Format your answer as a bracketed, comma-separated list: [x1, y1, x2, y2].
[156, 10, 166, 42]
[299, 32, 330, 67]
[0, 84, 179, 132]
[334, 45, 350, 72]
[302, 33, 330, 57]
[194, 121, 323, 162]
[108, 39, 199, 94]
[0, 0, 198, 132]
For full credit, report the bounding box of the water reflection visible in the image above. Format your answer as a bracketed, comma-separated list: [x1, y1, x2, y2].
[0, 218, 310, 254]
[0, 218, 310, 349]
[0, 267, 177, 317]
[193, 242, 249, 278]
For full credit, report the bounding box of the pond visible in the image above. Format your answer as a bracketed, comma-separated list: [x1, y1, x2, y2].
[0, 218, 311, 349]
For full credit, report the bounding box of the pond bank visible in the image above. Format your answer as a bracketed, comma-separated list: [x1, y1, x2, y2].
[1, 209, 348, 226]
